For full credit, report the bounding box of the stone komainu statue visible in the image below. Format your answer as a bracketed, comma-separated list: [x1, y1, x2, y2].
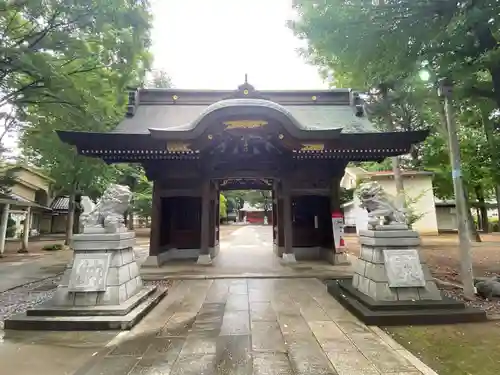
[80, 184, 132, 233]
[475, 276, 500, 300]
[357, 181, 407, 228]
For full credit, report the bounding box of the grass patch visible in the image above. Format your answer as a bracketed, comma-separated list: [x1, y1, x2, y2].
[41, 243, 64, 251]
[385, 321, 500, 375]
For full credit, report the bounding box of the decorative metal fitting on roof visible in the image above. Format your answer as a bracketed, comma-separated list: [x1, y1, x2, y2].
[350, 91, 365, 117]
[126, 89, 139, 118]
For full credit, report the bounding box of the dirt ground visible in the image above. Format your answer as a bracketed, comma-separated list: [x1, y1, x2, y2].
[345, 232, 500, 284]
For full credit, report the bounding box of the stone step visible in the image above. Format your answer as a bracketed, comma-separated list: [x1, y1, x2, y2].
[4, 286, 166, 331]
[326, 279, 487, 326]
[26, 286, 156, 317]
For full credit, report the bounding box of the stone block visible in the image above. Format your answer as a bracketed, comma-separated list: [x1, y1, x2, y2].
[68, 253, 112, 292]
[374, 224, 409, 231]
[74, 291, 98, 306]
[357, 276, 370, 295]
[372, 248, 384, 264]
[52, 287, 75, 306]
[110, 250, 124, 267]
[97, 286, 120, 305]
[135, 276, 143, 290]
[118, 264, 131, 285]
[422, 265, 434, 281]
[364, 263, 388, 282]
[121, 248, 134, 264]
[383, 249, 426, 287]
[129, 262, 139, 279]
[417, 281, 442, 301]
[352, 273, 360, 288]
[360, 246, 374, 262]
[396, 287, 420, 301]
[371, 282, 398, 301]
[125, 278, 139, 299]
[359, 229, 419, 238]
[60, 269, 72, 287]
[107, 267, 119, 286]
[119, 284, 128, 303]
[353, 258, 367, 276]
[359, 236, 421, 247]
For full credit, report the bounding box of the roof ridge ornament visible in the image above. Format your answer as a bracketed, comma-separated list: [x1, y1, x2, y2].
[126, 89, 139, 118]
[350, 91, 365, 117]
[225, 74, 269, 100]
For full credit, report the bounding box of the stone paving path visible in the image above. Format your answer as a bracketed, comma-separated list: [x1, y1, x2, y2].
[141, 226, 352, 280]
[77, 278, 432, 375]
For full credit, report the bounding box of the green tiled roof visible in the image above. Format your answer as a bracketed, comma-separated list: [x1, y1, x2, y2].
[114, 100, 377, 134]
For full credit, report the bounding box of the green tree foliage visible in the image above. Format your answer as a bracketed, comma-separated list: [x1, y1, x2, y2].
[6, 0, 154, 242]
[219, 193, 227, 219]
[290, 0, 500, 234]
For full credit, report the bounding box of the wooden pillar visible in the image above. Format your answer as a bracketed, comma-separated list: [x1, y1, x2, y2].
[20, 206, 31, 253]
[329, 177, 348, 264]
[215, 186, 220, 243]
[149, 181, 161, 257]
[197, 178, 212, 264]
[0, 203, 10, 256]
[272, 188, 277, 242]
[282, 179, 296, 262]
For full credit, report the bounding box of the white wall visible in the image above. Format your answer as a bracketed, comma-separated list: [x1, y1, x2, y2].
[436, 206, 457, 231]
[342, 173, 439, 235]
[373, 176, 438, 234]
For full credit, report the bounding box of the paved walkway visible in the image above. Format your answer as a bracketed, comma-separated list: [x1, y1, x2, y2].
[76, 278, 433, 375]
[142, 226, 352, 279]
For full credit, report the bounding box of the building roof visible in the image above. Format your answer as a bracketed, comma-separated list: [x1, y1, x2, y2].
[0, 191, 51, 210]
[344, 166, 433, 180]
[50, 196, 69, 211]
[0, 163, 55, 183]
[56, 82, 430, 163]
[115, 99, 377, 135]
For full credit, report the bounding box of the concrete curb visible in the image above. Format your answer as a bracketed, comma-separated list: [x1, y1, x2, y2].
[369, 326, 440, 375]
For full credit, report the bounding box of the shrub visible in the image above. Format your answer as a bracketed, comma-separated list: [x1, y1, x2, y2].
[5, 216, 16, 238]
[42, 244, 64, 251]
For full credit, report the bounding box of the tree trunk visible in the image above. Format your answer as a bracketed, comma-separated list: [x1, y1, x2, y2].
[127, 210, 134, 230]
[475, 185, 489, 233]
[391, 156, 405, 207]
[475, 207, 481, 230]
[381, 85, 405, 208]
[478, 103, 500, 218]
[65, 186, 76, 246]
[463, 186, 481, 242]
[495, 185, 500, 220]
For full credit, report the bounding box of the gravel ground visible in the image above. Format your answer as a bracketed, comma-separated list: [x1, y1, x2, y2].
[442, 286, 500, 316]
[0, 278, 173, 329]
[0, 276, 62, 329]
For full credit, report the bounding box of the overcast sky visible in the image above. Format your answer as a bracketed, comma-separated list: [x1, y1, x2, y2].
[150, 0, 327, 89]
[3, 0, 327, 155]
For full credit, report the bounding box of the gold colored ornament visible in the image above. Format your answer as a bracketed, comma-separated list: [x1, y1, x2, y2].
[300, 143, 324, 151]
[278, 134, 284, 140]
[167, 142, 191, 152]
[208, 134, 213, 140]
[172, 95, 178, 100]
[243, 89, 249, 95]
[311, 95, 317, 101]
[223, 120, 267, 129]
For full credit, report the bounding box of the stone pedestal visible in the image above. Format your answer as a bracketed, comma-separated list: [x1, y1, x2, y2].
[5, 231, 166, 331]
[327, 225, 486, 326]
[353, 228, 441, 301]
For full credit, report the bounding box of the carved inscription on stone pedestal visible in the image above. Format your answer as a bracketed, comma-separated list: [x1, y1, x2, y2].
[383, 249, 426, 288]
[68, 253, 111, 292]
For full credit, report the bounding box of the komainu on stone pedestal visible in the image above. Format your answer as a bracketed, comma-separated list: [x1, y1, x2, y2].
[326, 182, 486, 325]
[4, 184, 166, 331]
[357, 181, 407, 229]
[80, 184, 132, 233]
